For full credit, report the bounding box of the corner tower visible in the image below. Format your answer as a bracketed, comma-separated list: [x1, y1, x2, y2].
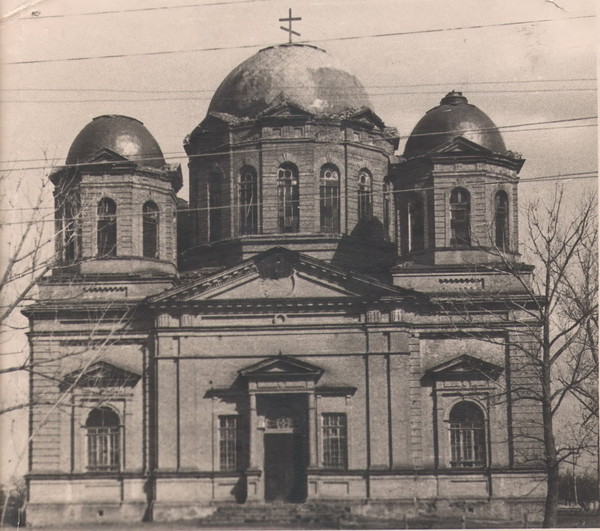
[389, 92, 527, 291]
[183, 44, 399, 274]
[48, 115, 182, 296]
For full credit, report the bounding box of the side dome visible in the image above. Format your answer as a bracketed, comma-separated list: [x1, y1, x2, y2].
[404, 92, 506, 157]
[66, 115, 166, 168]
[208, 44, 373, 119]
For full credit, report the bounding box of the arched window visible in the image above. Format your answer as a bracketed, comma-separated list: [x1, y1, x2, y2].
[97, 198, 117, 257]
[449, 402, 486, 468]
[398, 193, 424, 254]
[142, 201, 159, 258]
[450, 188, 471, 247]
[208, 173, 223, 242]
[277, 163, 299, 233]
[494, 190, 509, 250]
[383, 178, 392, 241]
[61, 194, 80, 262]
[239, 166, 258, 235]
[358, 169, 372, 221]
[320, 164, 340, 233]
[86, 407, 120, 471]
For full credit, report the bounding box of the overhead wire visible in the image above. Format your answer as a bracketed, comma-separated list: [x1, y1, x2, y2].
[0, 171, 596, 225]
[1, 77, 596, 94]
[2, 14, 594, 66]
[0, 115, 596, 168]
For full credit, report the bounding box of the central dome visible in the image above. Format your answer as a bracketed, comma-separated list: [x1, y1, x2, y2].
[208, 44, 373, 119]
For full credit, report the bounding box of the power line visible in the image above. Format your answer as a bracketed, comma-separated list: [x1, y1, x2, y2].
[0, 171, 597, 221]
[2, 14, 594, 66]
[15, 0, 270, 20]
[0, 116, 596, 168]
[1, 78, 596, 93]
[2, 87, 597, 104]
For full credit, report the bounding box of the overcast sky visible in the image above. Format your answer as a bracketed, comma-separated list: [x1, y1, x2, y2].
[0, 0, 597, 484]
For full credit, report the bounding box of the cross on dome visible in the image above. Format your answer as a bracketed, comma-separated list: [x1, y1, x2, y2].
[279, 8, 301, 44]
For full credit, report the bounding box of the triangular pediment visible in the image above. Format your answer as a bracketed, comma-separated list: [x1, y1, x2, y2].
[345, 108, 385, 129]
[430, 136, 493, 155]
[149, 247, 418, 304]
[425, 354, 503, 381]
[240, 355, 324, 381]
[83, 147, 133, 164]
[62, 361, 141, 389]
[260, 101, 313, 118]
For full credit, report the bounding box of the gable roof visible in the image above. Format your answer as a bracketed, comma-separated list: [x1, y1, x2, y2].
[61, 361, 141, 389]
[149, 247, 422, 306]
[424, 354, 504, 381]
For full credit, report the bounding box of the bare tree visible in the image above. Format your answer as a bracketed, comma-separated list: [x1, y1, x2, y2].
[468, 186, 599, 527]
[0, 167, 139, 524]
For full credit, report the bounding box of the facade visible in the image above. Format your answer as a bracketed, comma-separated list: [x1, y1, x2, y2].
[25, 44, 546, 526]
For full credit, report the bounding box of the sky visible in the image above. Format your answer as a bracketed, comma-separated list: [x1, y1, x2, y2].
[0, 0, 597, 484]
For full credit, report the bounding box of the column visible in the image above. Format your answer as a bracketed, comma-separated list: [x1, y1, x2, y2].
[249, 393, 258, 469]
[308, 393, 317, 467]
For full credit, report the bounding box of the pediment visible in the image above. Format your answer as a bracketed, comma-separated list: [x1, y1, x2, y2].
[260, 101, 313, 118]
[240, 355, 324, 381]
[62, 361, 141, 389]
[83, 147, 133, 164]
[149, 247, 417, 304]
[424, 354, 503, 381]
[430, 136, 493, 155]
[345, 108, 385, 129]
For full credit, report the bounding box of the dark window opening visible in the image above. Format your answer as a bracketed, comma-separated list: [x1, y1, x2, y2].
[358, 170, 372, 221]
[62, 195, 80, 262]
[142, 201, 159, 258]
[320, 164, 340, 233]
[277, 163, 299, 233]
[239, 167, 259, 235]
[495, 190, 509, 250]
[208, 173, 223, 242]
[450, 188, 471, 247]
[449, 402, 486, 468]
[97, 198, 117, 257]
[86, 407, 120, 472]
[383, 179, 392, 241]
[398, 193, 425, 254]
[322, 413, 347, 469]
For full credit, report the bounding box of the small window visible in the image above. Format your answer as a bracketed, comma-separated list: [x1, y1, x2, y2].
[292, 127, 303, 138]
[86, 407, 120, 472]
[449, 402, 486, 468]
[97, 198, 117, 257]
[383, 179, 392, 241]
[219, 415, 244, 471]
[450, 188, 471, 247]
[494, 190, 509, 250]
[277, 163, 300, 233]
[398, 193, 425, 254]
[208, 173, 222, 242]
[322, 413, 347, 469]
[239, 167, 259, 235]
[272, 127, 282, 137]
[142, 201, 159, 258]
[358, 169, 372, 221]
[352, 131, 361, 143]
[62, 194, 80, 262]
[320, 164, 340, 233]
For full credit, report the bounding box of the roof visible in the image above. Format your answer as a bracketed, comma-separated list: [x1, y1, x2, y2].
[207, 44, 373, 120]
[66, 115, 166, 168]
[404, 91, 506, 157]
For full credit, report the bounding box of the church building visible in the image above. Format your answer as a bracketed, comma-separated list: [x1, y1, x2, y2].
[25, 42, 547, 525]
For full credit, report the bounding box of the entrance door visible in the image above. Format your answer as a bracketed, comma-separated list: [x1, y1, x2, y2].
[264, 433, 307, 502]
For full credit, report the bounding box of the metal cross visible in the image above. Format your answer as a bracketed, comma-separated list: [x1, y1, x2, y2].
[279, 8, 301, 44]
